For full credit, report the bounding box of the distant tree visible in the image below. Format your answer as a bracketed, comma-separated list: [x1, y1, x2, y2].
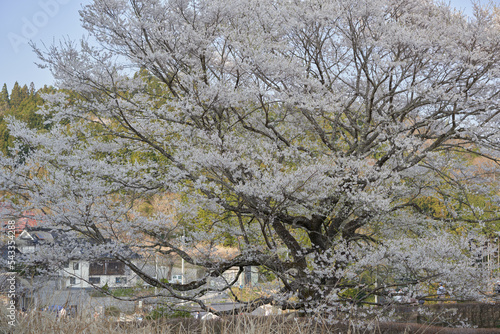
[29, 82, 36, 97]
[0, 82, 51, 155]
[20, 85, 29, 102]
[2, 0, 500, 321]
[0, 84, 9, 113]
[9, 82, 23, 108]
[0, 118, 12, 155]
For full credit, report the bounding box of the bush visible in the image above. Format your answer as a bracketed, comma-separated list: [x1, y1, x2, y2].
[146, 306, 192, 320]
[104, 306, 121, 317]
[339, 287, 367, 305]
[112, 287, 136, 297]
[89, 290, 107, 297]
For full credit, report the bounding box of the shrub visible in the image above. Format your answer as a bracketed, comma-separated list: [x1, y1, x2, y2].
[146, 306, 192, 320]
[104, 306, 121, 317]
[112, 288, 136, 297]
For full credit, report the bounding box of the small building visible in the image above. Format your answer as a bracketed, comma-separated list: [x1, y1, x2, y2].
[15, 228, 141, 291]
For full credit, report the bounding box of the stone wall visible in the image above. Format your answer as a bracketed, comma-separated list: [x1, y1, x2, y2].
[426, 303, 500, 328]
[392, 303, 500, 328]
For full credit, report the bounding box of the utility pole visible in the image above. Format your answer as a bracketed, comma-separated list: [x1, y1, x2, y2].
[155, 253, 158, 295]
[181, 230, 185, 285]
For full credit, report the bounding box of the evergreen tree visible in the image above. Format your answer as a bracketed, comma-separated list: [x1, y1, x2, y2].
[17, 90, 44, 129]
[0, 84, 9, 113]
[29, 82, 36, 97]
[9, 82, 23, 108]
[0, 118, 12, 156]
[0, 82, 53, 155]
[20, 84, 29, 102]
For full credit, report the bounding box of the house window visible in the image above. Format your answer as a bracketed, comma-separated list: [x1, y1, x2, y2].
[69, 277, 76, 285]
[89, 277, 100, 284]
[115, 277, 127, 284]
[89, 260, 125, 275]
[73, 262, 79, 270]
[106, 261, 125, 275]
[89, 262, 104, 275]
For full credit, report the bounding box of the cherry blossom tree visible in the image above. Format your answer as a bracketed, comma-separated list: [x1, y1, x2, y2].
[1, 0, 500, 318]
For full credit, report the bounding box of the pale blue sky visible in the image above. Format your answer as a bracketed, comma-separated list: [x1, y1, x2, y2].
[0, 0, 493, 92]
[0, 0, 91, 91]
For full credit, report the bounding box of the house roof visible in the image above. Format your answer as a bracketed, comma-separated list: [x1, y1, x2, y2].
[17, 227, 141, 260]
[0, 203, 39, 236]
[16, 229, 55, 248]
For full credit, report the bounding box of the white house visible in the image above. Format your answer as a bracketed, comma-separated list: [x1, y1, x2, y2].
[15, 228, 140, 290]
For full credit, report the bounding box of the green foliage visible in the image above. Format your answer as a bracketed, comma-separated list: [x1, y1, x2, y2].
[0, 118, 13, 155]
[112, 287, 136, 297]
[0, 84, 9, 112]
[137, 197, 155, 216]
[104, 306, 121, 317]
[9, 82, 25, 107]
[402, 149, 500, 239]
[258, 266, 276, 282]
[222, 231, 238, 247]
[89, 290, 107, 297]
[339, 288, 367, 305]
[90, 284, 140, 298]
[414, 196, 449, 219]
[146, 306, 192, 320]
[0, 82, 54, 156]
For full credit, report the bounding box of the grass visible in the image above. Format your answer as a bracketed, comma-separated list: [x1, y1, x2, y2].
[229, 282, 281, 302]
[2, 311, 500, 334]
[0, 312, 361, 334]
[89, 286, 151, 298]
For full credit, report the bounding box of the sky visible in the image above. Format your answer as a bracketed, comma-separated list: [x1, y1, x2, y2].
[0, 0, 494, 92]
[0, 0, 91, 91]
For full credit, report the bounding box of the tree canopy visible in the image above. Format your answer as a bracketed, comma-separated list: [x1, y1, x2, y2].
[0, 82, 54, 156]
[1, 0, 500, 319]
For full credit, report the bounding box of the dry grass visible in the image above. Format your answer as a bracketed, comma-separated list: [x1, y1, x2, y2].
[1, 312, 367, 334]
[2, 312, 500, 334]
